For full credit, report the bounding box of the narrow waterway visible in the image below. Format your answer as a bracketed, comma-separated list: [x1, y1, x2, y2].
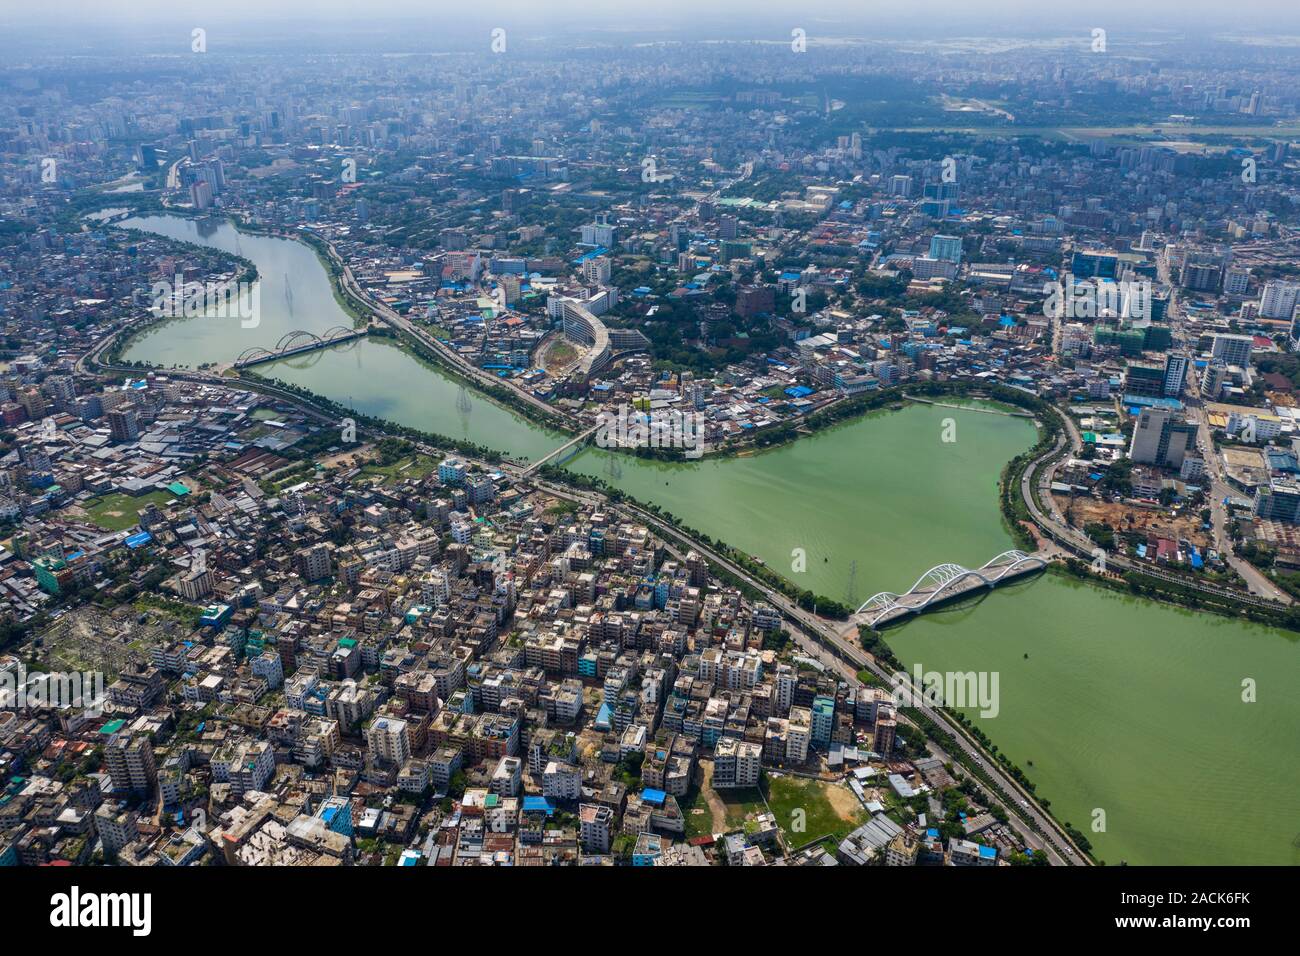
[115, 213, 1300, 865]
[119, 214, 354, 367]
[263, 336, 567, 462]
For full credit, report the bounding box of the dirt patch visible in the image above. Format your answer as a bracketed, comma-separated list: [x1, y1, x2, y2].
[700, 761, 729, 835]
[1055, 495, 1210, 548]
[319, 443, 374, 469]
[537, 333, 584, 376]
[823, 782, 862, 821]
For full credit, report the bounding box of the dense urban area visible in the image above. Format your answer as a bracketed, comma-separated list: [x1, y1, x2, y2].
[1, 11, 1298, 873]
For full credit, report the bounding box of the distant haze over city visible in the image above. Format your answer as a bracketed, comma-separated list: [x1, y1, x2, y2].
[0, 0, 1295, 928]
[6, 1, 1300, 45]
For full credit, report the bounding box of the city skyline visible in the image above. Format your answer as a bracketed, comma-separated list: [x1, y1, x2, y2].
[0, 1, 1287, 934]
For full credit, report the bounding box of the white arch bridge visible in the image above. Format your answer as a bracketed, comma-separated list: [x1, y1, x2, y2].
[856, 550, 1050, 629]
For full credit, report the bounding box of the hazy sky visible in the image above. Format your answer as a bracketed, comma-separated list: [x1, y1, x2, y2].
[7, 0, 1300, 32]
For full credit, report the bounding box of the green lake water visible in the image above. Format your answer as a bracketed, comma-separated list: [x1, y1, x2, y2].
[116, 214, 1300, 865]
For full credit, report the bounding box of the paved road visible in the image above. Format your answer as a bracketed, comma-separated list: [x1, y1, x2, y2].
[322, 240, 582, 431]
[1021, 407, 1285, 609]
[1182, 365, 1292, 603]
[1153, 253, 1291, 602]
[81, 325, 1085, 864]
[576, 492, 1089, 865]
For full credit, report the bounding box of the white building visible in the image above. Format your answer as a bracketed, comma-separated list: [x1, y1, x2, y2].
[1210, 333, 1253, 367]
[786, 706, 812, 764]
[366, 716, 411, 767]
[490, 755, 522, 797]
[713, 737, 762, 789]
[579, 803, 613, 853]
[251, 651, 283, 690]
[542, 760, 582, 801]
[1260, 280, 1299, 320]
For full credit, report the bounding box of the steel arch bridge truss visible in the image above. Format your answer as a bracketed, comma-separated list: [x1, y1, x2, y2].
[234, 326, 356, 367]
[856, 550, 1046, 627]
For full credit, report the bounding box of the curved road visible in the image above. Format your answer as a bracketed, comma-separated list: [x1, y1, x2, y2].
[82, 323, 1086, 864]
[1020, 410, 1286, 609]
[319, 239, 582, 431]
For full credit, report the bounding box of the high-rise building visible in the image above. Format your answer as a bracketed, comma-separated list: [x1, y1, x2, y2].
[873, 717, 897, 757]
[1124, 362, 1166, 399]
[786, 705, 811, 763]
[1163, 353, 1189, 397]
[1071, 249, 1119, 280]
[107, 406, 139, 443]
[214, 740, 275, 796]
[1224, 267, 1252, 297]
[1201, 361, 1229, 399]
[928, 234, 964, 263]
[712, 737, 762, 789]
[1181, 259, 1223, 293]
[1128, 407, 1198, 470]
[43, 374, 76, 403]
[1254, 478, 1300, 524]
[366, 716, 411, 766]
[178, 566, 212, 601]
[189, 179, 213, 210]
[1210, 333, 1253, 368]
[296, 543, 333, 581]
[579, 803, 613, 853]
[580, 221, 615, 247]
[810, 694, 835, 748]
[1261, 281, 1300, 321]
[105, 733, 158, 795]
[581, 256, 611, 286]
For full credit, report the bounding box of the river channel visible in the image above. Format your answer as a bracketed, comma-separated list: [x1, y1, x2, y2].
[116, 214, 1300, 865]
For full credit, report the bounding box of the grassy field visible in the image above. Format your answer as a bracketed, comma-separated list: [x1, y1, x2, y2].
[360, 455, 437, 485]
[765, 775, 868, 845]
[681, 790, 712, 840]
[682, 770, 867, 846]
[81, 490, 176, 531]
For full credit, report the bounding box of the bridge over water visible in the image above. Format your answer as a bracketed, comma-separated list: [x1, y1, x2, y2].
[523, 425, 600, 476]
[856, 550, 1050, 629]
[233, 326, 368, 369]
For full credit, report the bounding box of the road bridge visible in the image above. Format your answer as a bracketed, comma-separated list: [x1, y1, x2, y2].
[233, 326, 367, 368]
[857, 550, 1050, 629]
[523, 425, 600, 476]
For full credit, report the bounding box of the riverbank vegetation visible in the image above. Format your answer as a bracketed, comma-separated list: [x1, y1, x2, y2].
[290, 226, 577, 435]
[1057, 558, 1300, 633]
